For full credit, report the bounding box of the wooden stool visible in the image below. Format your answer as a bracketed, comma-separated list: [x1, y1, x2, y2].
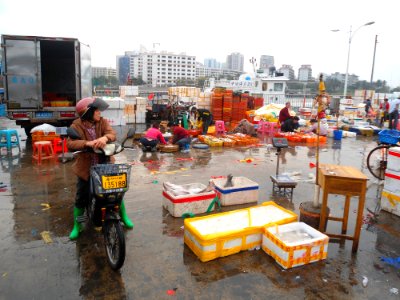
[33, 141, 55, 164]
[318, 163, 368, 252]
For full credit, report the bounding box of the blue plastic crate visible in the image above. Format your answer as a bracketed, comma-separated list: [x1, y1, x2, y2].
[378, 129, 400, 145]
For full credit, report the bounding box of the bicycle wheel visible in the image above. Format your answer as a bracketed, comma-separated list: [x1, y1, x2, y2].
[104, 220, 126, 270]
[367, 145, 390, 180]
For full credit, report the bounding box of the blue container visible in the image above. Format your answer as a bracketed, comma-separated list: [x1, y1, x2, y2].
[333, 130, 343, 141]
[378, 129, 400, 145]
[0, 104, 6, 117]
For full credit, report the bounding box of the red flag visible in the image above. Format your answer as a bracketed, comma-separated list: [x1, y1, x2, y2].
[148, 93, 155, 100]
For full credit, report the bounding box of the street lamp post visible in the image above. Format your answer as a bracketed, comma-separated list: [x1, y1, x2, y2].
[332, 21, 375, 98]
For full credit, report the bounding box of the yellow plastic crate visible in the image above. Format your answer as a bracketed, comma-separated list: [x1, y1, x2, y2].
[184, 201, 297, 262]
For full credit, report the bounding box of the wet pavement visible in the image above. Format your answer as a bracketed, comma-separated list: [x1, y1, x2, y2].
[0, 130, 400, 299]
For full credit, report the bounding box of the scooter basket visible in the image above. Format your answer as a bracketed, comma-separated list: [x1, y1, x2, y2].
[91, 164, 131, 195]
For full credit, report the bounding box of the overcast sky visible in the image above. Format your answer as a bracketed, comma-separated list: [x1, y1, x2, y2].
[1, 0, 399, 87]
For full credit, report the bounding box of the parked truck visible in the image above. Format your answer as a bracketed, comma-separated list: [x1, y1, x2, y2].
[1, 35, 92, 134]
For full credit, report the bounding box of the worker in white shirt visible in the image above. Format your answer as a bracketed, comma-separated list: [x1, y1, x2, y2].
[388, 96, 400, 130]
[303, 119, 328, 136]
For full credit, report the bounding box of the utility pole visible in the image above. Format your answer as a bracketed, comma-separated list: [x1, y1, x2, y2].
[370, 35, 378, 84]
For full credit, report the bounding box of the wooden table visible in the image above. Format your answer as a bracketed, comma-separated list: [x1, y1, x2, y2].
[317, 163, 368, 252]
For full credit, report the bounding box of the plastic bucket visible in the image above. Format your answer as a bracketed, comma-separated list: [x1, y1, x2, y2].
[333, 130, 343, 141]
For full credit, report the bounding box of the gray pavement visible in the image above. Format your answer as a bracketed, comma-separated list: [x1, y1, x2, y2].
[0, 131, 399, 300]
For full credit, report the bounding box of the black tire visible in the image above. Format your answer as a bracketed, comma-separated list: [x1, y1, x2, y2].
[367, 145, 390, 180]
[104, 220, 126, 270]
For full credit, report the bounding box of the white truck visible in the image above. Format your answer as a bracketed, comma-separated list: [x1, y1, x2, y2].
[1, 35, 92, 134]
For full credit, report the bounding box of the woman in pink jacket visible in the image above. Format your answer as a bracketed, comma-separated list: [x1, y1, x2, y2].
[140, 121, 167, 151]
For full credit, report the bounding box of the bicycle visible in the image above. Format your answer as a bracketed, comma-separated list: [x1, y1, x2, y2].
[366, 129, 400, 180]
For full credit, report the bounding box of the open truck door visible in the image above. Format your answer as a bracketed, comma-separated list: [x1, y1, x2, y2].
[2, 37, 42, 109]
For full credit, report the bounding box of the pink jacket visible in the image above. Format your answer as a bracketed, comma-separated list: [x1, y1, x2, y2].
[144, 128, 167, 144]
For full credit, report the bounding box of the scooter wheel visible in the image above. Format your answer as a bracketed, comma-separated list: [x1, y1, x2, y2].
[104, 220, 126, 270]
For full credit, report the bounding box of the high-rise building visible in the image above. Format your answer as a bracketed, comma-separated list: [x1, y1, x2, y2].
[116, 55, 130, 85]
[329, 72, 359, 86]
[260, 55, 275, 73]
[196, 62, 241, 79]
[204, 58, 220, 69]
[278, 65, 295, 80]
[298, 65, 312, 81]
[226, 52, 244, 72]
[92, 67, 117, 79]
[130, 50, 196, 87]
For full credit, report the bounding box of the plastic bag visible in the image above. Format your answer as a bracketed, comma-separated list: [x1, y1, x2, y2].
[30, 123, 57, 134]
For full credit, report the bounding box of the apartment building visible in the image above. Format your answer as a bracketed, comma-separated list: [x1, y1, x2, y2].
[129, 51, 196, 87]
[278, 64, 295, 80]
[92, 67, 117, 78]
[226, 52, 244, 72]
[298, 65, 312, 81]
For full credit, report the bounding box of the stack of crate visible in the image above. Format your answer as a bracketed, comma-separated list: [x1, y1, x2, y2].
[211, 92, 223, 121]
[254, 97, 264, 109]
[231, 93, 248, 122]
[381, 146, 400, 217]
[197, 92, 212, 111]
[222, 90, 233, 122]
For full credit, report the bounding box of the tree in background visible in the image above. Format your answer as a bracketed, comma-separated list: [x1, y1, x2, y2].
[92, 76, 118, 88]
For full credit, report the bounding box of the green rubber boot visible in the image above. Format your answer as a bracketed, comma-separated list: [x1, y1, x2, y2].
[69, 207, 84, 240]
[120, 201, 134, 229]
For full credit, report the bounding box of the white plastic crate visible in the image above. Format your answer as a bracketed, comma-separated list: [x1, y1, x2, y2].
[384, 170, 400, 194]
[387, 147, 400, 172]
[262, 222, 329, 269]
[162, 183, 216, 217]
[211, 177, 259, 206]
[381, 189, 400, 217]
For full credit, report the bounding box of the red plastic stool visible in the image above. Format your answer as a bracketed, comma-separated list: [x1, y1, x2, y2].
[33, 141, 55, 164]
[52, 137, 68, 154]
[215, 120, 225, 135]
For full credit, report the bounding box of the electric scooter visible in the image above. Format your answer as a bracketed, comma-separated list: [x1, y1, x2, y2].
[68, 127, 135, 270]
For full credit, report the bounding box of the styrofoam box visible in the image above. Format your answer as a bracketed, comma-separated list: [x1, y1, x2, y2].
[384, 170, 400, 194]
[119, 86, 139, 97]
[102, 97, 125, 109]
[211, 177, 259, 206]
[381, 189, 400, 217]
[184, 201, 298, 262]
[342, 131, 357, 138]
[102, 109, 126, 126]
[262, 222, 329, 269]
[162, 183, 216, 217]
[387, 147, 400, 172]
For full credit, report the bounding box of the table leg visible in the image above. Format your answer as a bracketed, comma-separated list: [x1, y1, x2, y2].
[342, 195, 351, 234]
[352, 185, 366, 252]
[319, 189, 328, 232]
